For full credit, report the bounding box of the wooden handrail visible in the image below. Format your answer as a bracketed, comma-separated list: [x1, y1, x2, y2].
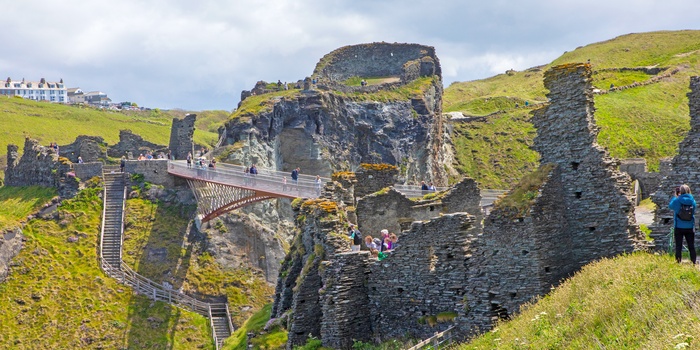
[406, 326, 455, 350]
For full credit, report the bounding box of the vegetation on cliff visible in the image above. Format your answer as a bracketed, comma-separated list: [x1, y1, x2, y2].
[445, 30, 700, 189]
[461, 253, 700, 349]
[0, 188, 212, 349]
[122, 197, 273, 325]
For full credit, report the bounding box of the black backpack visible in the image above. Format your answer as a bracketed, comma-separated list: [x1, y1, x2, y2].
[351, 230, 362, 245]
[678, 203, 694, 222]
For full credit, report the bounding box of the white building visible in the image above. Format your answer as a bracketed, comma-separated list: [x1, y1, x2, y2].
[0, 78, 68, 103]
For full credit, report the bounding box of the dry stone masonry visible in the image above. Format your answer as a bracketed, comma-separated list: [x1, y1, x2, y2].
[169, 114, 196, 160]
[5, 138, 79, 198]
[650, 76, 700, 247]
[272, 63, 648, 349]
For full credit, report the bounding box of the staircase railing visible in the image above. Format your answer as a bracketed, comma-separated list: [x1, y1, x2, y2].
[98, 169, 233, 347]
[406, 326, 455, 350]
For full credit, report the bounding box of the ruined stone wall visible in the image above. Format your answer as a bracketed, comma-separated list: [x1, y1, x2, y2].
[353, 164, 398, 199]
[169, 114, 196, 160]
[123, 160, 175, 187]
[531, 63, 645, 266]
[367, 213, 477, 341]
[59, 135, 107, 163]
[320, 252, 373, 349]
[107, 130, 167, 159]
[5, 138, 79, 198]
[0, 228, 24, 283]
[651, 76, 700, 247]
[73, 162, 103, 181]
[619, 158, 665, 200]
[313, 43, 441, 83]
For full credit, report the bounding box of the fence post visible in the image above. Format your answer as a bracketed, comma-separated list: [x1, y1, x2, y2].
[433, 332, 439, 349]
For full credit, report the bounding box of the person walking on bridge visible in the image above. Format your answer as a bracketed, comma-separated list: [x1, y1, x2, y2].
[315, 175, 322, 196]
[669, 184, 697, 264]
[291, 167, 300, 191]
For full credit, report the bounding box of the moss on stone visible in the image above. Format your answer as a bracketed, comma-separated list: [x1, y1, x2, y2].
[492, 163, 557, 217]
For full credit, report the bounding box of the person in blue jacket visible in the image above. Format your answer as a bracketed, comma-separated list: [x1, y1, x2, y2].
[669, 184, 697, 264]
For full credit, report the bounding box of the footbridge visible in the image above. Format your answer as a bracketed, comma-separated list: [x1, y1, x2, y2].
[168, 161, 505, 222]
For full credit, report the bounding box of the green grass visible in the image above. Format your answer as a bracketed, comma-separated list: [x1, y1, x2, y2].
[0, 186, 56, 230]
[229, 89, 301, 122]
[342, 76, 399, 86]
[0, 188, 213, 349]
[223, 303, 287, 350]
[491, 163, 555, 217]
[346, 76, 437, 103]
[460, 253, 700, 349]
[121, 198, 274, 325]
[444, 30, 700, 189]
[0, 97, 219, 160]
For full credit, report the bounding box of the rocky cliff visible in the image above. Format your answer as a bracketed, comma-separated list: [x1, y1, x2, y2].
[218, 42, 449, 186]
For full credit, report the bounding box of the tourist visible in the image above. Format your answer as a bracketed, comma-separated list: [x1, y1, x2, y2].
[120, 156, 126, 173]
[146, 152, 153, 160]
[250, 164, 258, 185]
[291, 167, 300, 190]
[379, 229, 389, 252]
[365, 236, 380, 251]
[389, 233, 398, 250]
[315, 175, 322, 196]
[77, 156, 83, 164]
[244, 167, 250, 186]
[428, 182, 436, 192]
[282, 176, 288, 191]
[669, 184, 697, 264]
[187, 152, 192, 168]
[349, 224, 362, 252]
[421, 181, 429, 194]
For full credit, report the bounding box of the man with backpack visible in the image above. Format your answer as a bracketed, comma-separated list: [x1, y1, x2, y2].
[669, 184, 697, 264]
[291, 167, 300, 191]
[348, 224, 362, 252]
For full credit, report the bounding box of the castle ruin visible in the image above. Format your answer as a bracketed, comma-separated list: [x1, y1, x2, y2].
[271, 63, 647, 349]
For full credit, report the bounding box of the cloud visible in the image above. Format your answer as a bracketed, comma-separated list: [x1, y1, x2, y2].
[1, 0, 699, 110]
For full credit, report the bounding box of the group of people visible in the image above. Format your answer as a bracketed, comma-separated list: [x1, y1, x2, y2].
[348, 225, 398, 261]
[48, 142, 59, 155]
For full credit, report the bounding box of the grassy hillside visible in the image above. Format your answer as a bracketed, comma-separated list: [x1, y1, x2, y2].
[0, 97, 221, 159]
[461, 253, 700, 349]
[122, 197, 273, 325]
[445, 30, 700, 189]
[0, 187, 213, 349]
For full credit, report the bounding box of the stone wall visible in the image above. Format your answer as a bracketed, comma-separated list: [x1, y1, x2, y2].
[619, 158, 665, 200]
[353, 164, 398, 199]
[650, 76, 700, 248]
[312, 43, 441, 83]
[58, 135, 108, 163]
[123, 159, 175, 187]
[5, 138, 79, 198]
[107, 129, 167, 159]
[169, 114, 196, 160]
[73, 162, 103, 181]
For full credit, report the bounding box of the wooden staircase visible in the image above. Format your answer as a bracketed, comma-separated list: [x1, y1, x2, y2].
[99, 166, 233, 349]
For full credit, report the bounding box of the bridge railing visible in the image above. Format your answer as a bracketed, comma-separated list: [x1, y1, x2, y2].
[169, 161, 329, 199]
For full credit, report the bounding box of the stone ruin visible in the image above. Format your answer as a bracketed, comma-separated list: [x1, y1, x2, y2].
[271, 63, 647, 349]
[168, 113, 196, 160]
[5, 138, 79, 198]
[650, 76, 700, 247]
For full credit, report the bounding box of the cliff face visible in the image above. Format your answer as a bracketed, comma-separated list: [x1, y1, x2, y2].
[219, 42, 448, 186]
[222, 89, 445, 184]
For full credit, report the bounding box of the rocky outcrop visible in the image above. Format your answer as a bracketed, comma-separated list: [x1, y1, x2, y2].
[220, 43, 448, 186]
[5, 138, 79, 198]
[0, 228, 24, 283]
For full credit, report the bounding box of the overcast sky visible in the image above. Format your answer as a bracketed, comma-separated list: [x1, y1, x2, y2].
[1, 0, 699, 111]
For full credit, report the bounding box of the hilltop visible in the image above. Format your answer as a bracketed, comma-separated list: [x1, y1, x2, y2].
[445, 30, 700, 188]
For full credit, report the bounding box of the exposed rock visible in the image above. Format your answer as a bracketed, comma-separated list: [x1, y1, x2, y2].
[0, 228, 24, 283]
[58, 135, 108, 163]
[5, 138, 79, 198]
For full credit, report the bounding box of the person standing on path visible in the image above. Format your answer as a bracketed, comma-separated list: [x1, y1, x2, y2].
[291, 167, 300, 191]
[315, 175, 322, 196]
[669, 184, 697, 264]
[120, 156, 126, 173]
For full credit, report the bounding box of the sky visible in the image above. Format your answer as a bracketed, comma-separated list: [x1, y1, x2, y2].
[1, 0, 699, 111]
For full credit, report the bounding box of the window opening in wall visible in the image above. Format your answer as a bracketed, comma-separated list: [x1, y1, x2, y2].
[491, 303, 509, 320]
[589, 227, 596, 232]
[571, 162, 580, 170]
[522, 250, 529, 255]
[663, 218, 671, 225]
[545, 266, 551, 273]
[446, 253, 454, 260]
[510, 292, 517, 299]
[517, 217, 524, 222]
[397, 288, 404, 294]
[575, 192, 582, 199]
[429, 205, 435, 211]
